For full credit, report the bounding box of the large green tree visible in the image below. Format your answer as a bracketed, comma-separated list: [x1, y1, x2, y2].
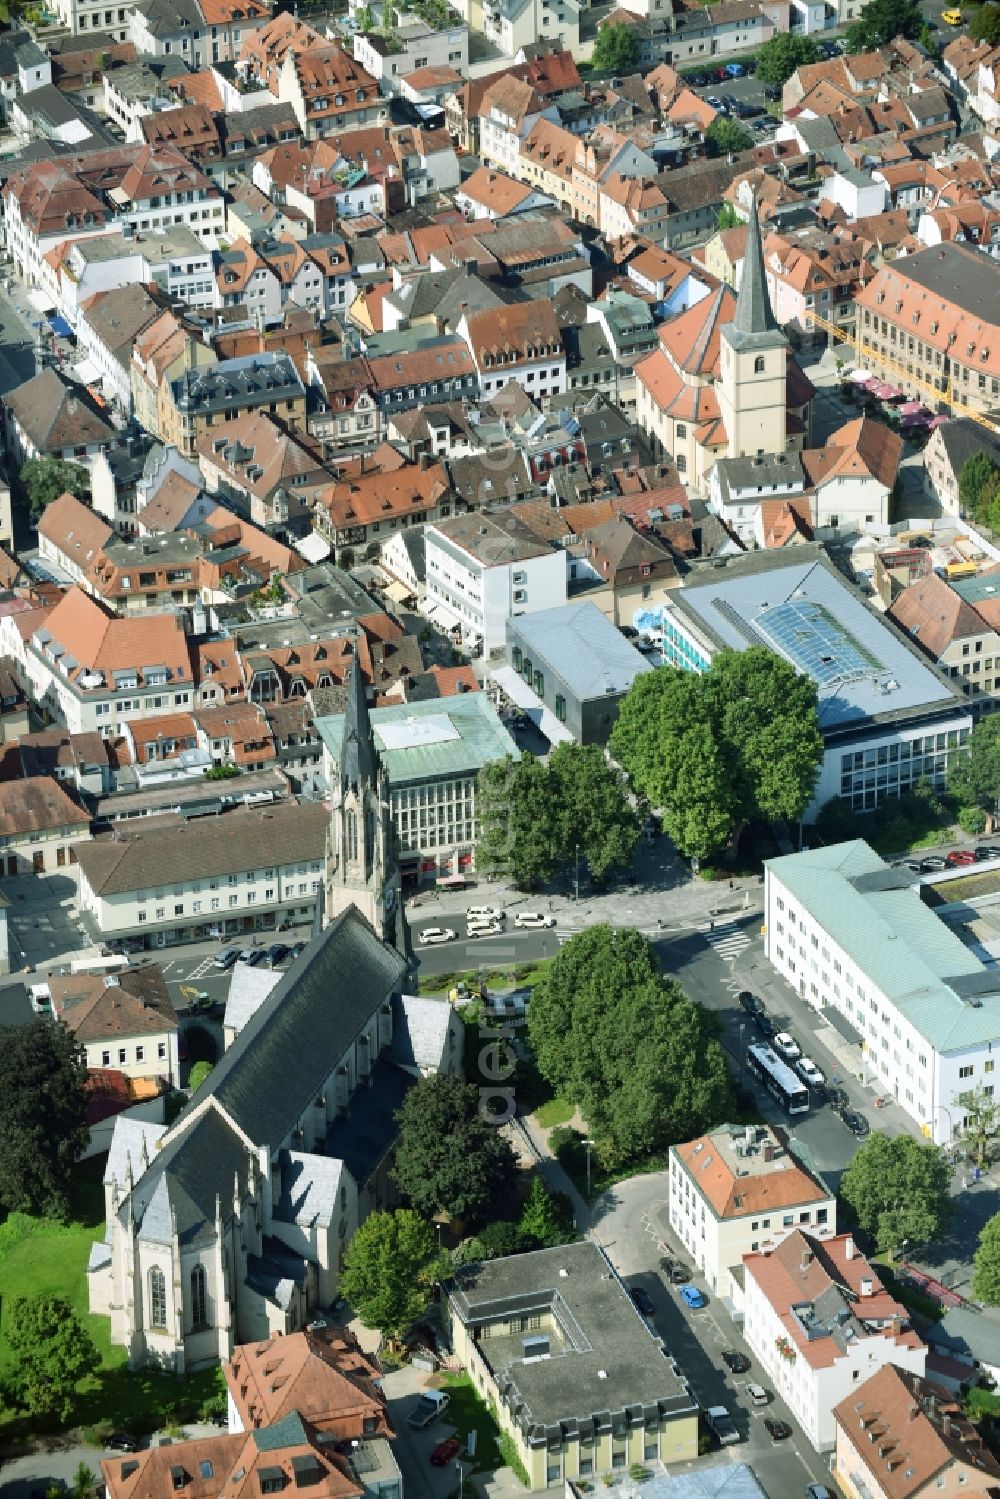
[754, 33, 819, 85]
[610, 647, 823, 859]
[0, 1021, 89, 1220]
[20, 458, 90, 521]
[548, 742, 640, 882]
[527, 925, 732, 1163]
[947, 715, 1000, 830]
[840, 1134, 952, 1256]
[518, 1176, 576, 1248]
[705, 117, 754, 156]
[972, 1211, 1000, 1305]
[957, 452, 1000, 525]
[970, 2, 1000, 44]
[845, 0, 921, 49]
[6, 1296, 100, 1423]
[591, 21, 639, 73]
[476, 746, 639, 890]
[339, 1209, 446, 1341]
[392, 1074, 518, 1226]
[955, 1085, 1000, 1169]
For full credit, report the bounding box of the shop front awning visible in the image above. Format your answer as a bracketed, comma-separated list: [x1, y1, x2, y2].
[48, 312, 73, 339]
[72, 357, 100, 385]
[384, 579, 413, 605]
[28, 288, 54, 313]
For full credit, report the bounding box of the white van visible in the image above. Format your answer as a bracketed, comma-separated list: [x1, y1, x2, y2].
[467, 918, 502, 937]
[467, 905, 505, 922]
[514, 911, 556, 929]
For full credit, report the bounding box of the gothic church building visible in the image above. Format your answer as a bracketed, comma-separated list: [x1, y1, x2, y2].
[89, 667, 453, 1371]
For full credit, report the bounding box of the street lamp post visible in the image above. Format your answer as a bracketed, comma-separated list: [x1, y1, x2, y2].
[574, 843, 580, 902]
[585, 1137, 593, 1198]
[739, 1021, 746, 1089]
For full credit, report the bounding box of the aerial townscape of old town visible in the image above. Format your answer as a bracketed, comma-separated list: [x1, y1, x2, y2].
[5, 0, 1000, 1492]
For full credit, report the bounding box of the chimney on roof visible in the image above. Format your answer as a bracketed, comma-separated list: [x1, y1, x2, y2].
[800, 1248, 813, 1272]
[418, 452, 431, 471]
[845, 1237, 855, 1260]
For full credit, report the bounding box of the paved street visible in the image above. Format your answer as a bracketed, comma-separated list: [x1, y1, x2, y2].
[0, 281, 39, 399]
[590, 1174, 834, 1499]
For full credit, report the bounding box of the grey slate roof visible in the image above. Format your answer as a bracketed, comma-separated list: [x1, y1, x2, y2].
[339, 660, 378, 794]
[389, 992, 454, 1072]
[934, 417, 1000, 477]
[103, 1115, 167, 1192]
[204, 906, 405, 1146]
[275, 1149, 344, 1230]
[121, 908, 404, 1245]
[507, 600, 652, 701]
[223, 960, 281, 1037]
[725, 196, 785, 353]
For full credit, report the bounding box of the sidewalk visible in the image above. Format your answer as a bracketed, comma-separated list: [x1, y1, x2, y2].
[407, 841, 764, 937]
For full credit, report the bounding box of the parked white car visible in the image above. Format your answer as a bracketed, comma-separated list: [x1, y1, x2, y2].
[796, 1057, 825, 1088]
[514, 911, 556, 928]
[467, 904, 505, 922]
[467, 918, 503, 937]
[419, 927, 456, 945]
[772, 1032, 800, 1061]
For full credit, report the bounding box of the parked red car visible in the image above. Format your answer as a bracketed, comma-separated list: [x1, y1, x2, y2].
[946, 849, 976, 867]
[430, 1438, 462, 1467]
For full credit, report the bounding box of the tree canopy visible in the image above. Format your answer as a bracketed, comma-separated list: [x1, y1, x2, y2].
[518, 1176, 577, 1249]
[839, 1134, 953, 1255]
[188, 1060, 213, 1091]
[591, 21, 639, 73]
[947, 715, 1000, 829]
[955, 1085, 1000, 1168]
[392, 1073, 518, 1226]
[339, 1209, 446, 1340]
[972, 1211, 1000, 1305]
[957, 452, 1000, 528]
[845, 0, 922, 49]
[970, 2, 1000, 44]
[527, 925, 732, 1163]
[0, 1021, 89, 1220]
[609, 647, 823, 859]
[705, 117, 754, 156]
[716, 202, 743, 230]
[6, 1295, 100, 1423]
[754, 33, 819, 85]
[476, 744, 639, 890]
[20, 458, 89, 521]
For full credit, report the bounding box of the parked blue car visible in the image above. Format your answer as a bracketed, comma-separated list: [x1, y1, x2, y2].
[724, 62, 745, 76]
[681, 1285, 708, 1309]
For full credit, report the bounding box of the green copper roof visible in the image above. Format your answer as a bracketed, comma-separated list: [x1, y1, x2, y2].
[316, 692, 519, 785]
[765, 839, 1000, 1053]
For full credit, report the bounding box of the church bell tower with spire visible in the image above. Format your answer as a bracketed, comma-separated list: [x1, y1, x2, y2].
[324, 662, 403, 951]
[718, 195, 789, 461]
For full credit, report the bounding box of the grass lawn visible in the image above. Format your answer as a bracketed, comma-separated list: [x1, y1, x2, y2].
[0, 1159, 224, 1438]
[435, 1372, 503, 1473]
[533, 1096, 573, 1129]
[418, 959, 553, 998]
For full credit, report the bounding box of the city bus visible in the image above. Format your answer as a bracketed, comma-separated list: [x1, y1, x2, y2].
[746, 1042, 810, 1115]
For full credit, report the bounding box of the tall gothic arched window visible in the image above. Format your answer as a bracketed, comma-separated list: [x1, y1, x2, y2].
[149, 1266, 167, 1328]
[190, 1264, 208, 1328]
[346, 809, 358, 862]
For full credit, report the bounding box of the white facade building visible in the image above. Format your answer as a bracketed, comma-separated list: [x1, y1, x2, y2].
[668, 1124, 837, 1305]
[743, 1230, 927, 1452]
[423, 512, 567, 653]
[764, 839, 1000, 1146]
[75, 803, 328, 944]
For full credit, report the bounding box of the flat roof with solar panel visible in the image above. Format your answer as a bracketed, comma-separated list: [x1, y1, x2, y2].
[671, 547, 964, 731]
[755, 599, 882, 688]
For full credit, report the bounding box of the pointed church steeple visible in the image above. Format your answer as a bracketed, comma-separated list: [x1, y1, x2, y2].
[726, 195, 783, 350]
[340, 659, 376, 793]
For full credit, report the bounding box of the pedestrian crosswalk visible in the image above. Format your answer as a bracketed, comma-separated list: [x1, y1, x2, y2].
[702, 920, 752, 961]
